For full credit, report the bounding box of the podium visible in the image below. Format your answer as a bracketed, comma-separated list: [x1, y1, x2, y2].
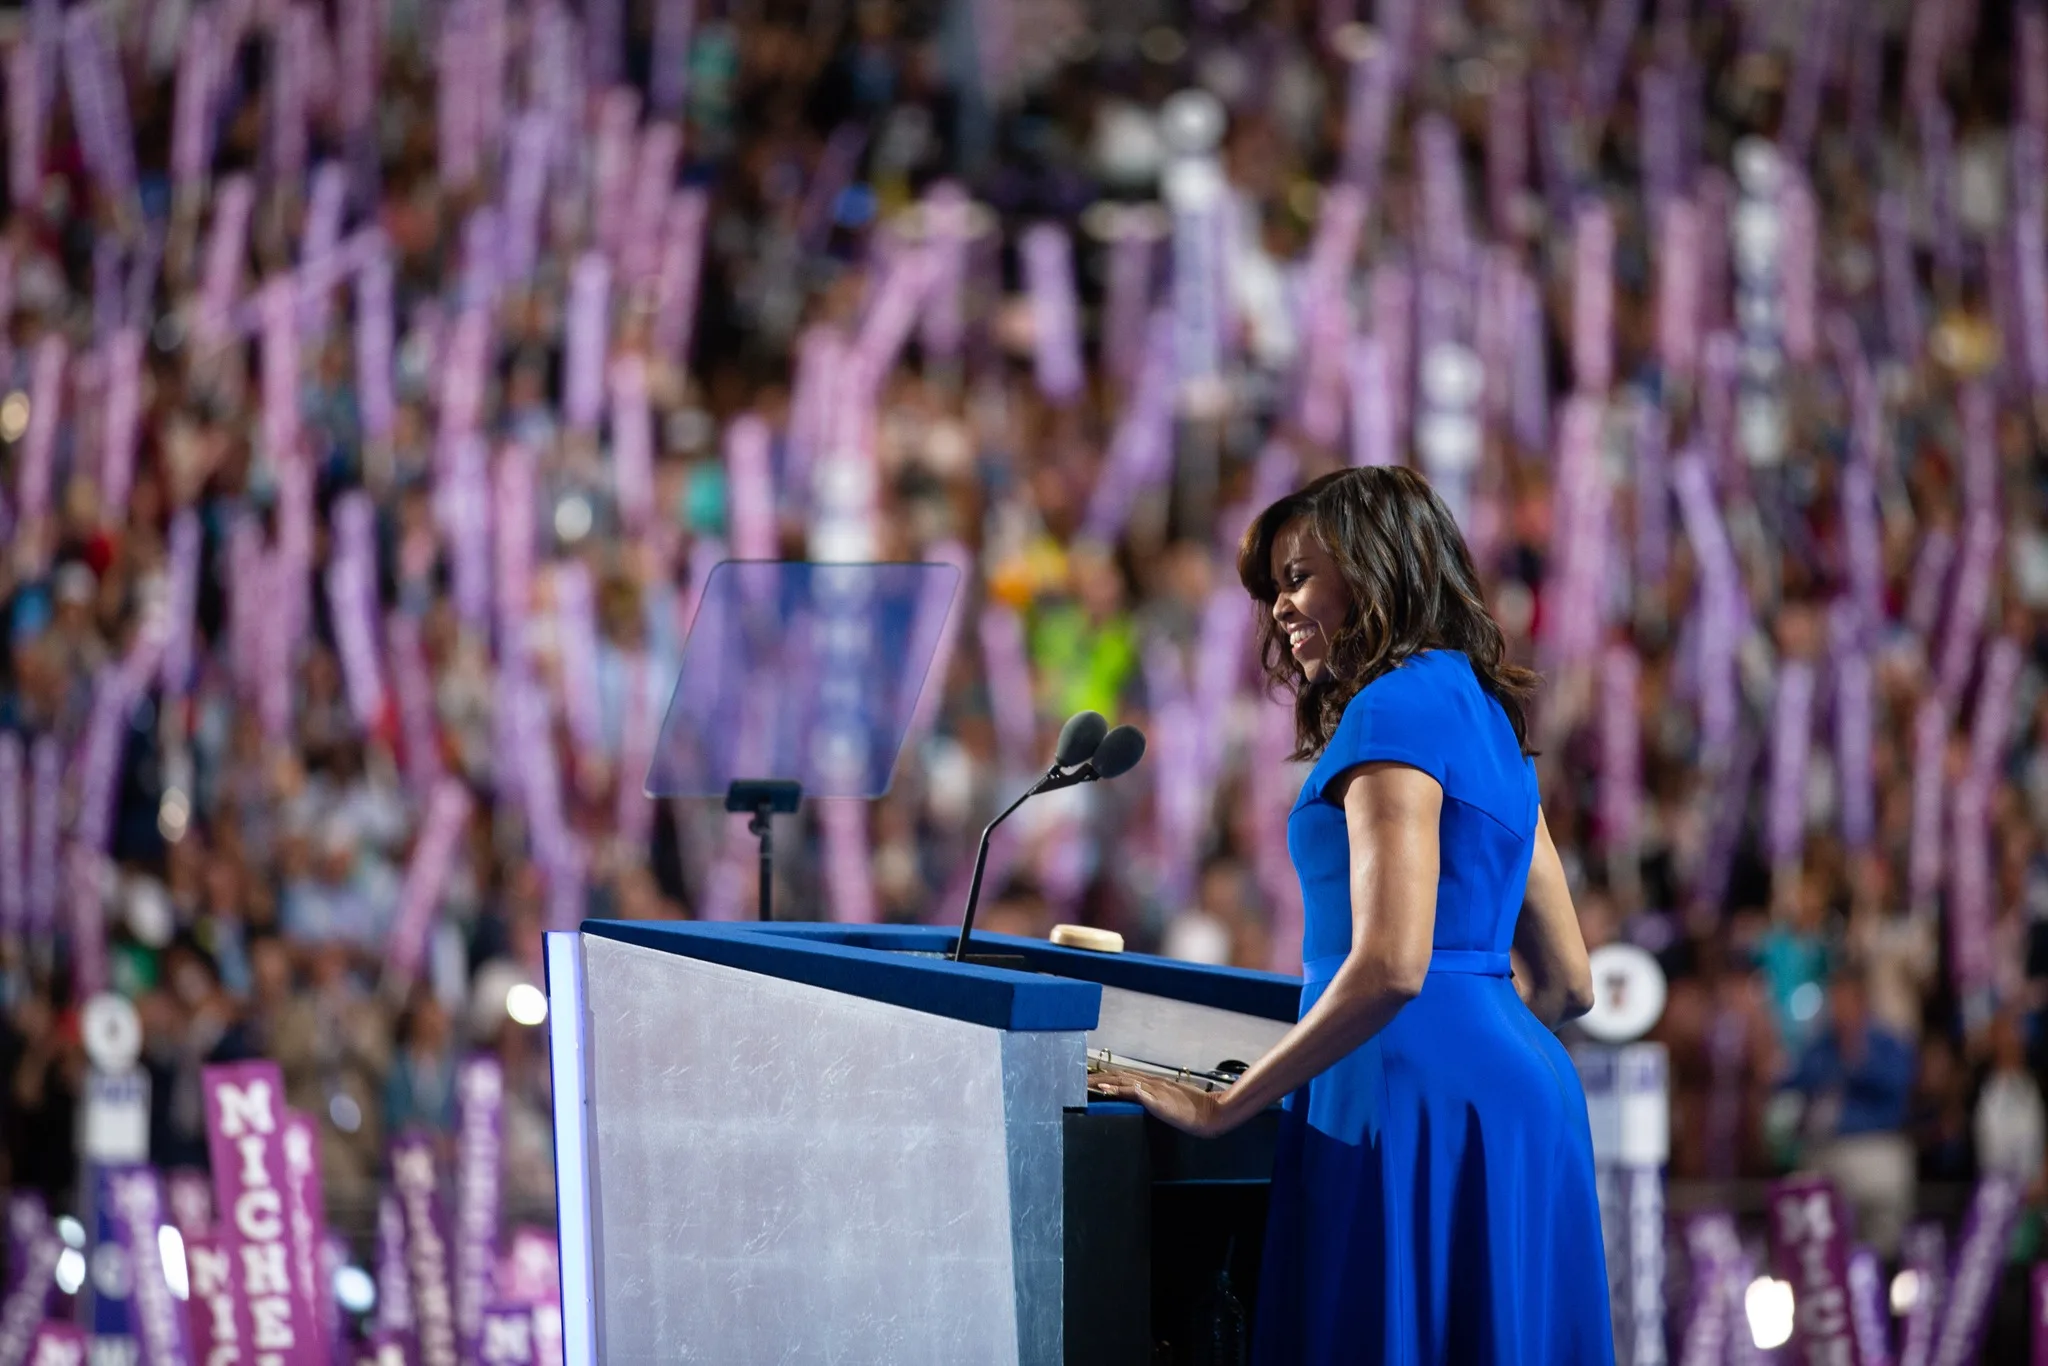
[544, 919, 1300, 1365]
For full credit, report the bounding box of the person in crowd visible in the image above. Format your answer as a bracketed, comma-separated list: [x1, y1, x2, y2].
[1, 986, 83, 1209]
[1161, 855, 1265, 969]
[1782, 972, 1919, 1255]
[143, 935, 260, 1170]
[1911, 1032, 1979, 1187]
[1659, 927, 1784, 1181]
[1845, 852, 1935, 1044]
[385, 987, 461, 1153]
[468, 961, 560, 1226]
[271, 941, 393, 1211]
[1974, 1011, 2047, 1198]
[1757, 869, 1838, 1060]
[975, 878, 1052, 941]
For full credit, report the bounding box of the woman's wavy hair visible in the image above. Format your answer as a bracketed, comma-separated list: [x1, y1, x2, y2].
[1237, 466, 1540, 762]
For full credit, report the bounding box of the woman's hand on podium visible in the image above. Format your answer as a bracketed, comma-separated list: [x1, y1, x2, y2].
[1090, 1069, 1236, 1138]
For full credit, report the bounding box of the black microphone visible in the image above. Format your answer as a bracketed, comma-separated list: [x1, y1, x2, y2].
[1043, 710, 1109, 782]
[951, 716, 1146, 964]
[1088, 725, 1146, 779]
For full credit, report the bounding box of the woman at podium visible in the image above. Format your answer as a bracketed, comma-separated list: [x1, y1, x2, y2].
[1095, 467, 1614, 1363]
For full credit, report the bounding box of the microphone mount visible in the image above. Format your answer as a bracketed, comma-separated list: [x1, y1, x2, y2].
[950, 713, 1144, 965]
[949, 761, 1118, 963]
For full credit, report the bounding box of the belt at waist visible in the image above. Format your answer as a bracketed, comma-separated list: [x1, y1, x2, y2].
[1301, 948, 1512, 986]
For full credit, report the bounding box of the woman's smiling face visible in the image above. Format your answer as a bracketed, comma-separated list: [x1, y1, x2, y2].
[1268, 518, 1352, 682]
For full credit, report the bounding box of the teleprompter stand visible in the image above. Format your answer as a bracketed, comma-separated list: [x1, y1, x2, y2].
[724, 779, 802, 922]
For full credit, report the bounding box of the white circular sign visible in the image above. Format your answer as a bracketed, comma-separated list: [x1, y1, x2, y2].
[1159, 90, 1226, 157]
[82, 993, 143, 1072]
[1731, 200, 1782, 274]
[1732, 136, 1782, 197]
[91, 1242, 133, 1299]
[1579, 943, 1668, 1043]
[1420, 343, 1484, 409]
[1416, 412, 1483, 473]
[1163, 157, 1225, 211]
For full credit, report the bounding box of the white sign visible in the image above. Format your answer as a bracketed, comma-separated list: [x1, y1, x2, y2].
[1580, 943, 1668, 1043]
[80, 1070, 150, 1165]
[82, 994, 142, 1071]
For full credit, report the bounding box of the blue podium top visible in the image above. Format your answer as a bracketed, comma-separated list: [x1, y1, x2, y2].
[578, 921, 1303, 1033]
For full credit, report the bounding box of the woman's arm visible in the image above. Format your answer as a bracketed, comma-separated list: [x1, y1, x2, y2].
[1098, 760, 1440, 1135]
[1513, 809, 1596, 1029]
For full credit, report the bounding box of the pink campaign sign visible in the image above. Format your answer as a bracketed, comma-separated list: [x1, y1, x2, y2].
[183, 1235, 241, 1366]
[24, 1323, 88, 1366]
[201, 1061, 322, 1366]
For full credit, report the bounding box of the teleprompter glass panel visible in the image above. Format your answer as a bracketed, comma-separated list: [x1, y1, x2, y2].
[644, 560, 962, 799]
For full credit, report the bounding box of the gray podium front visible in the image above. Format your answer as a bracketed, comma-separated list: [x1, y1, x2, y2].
[545, 920, 1300, 1365]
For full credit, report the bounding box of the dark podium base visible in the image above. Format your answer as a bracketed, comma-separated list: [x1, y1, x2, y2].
[960, 953, 1035, 973]
[1064, 1104, 1278, 1365]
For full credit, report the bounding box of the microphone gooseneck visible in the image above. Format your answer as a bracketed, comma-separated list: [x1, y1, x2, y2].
[950, 713, 1144, 963]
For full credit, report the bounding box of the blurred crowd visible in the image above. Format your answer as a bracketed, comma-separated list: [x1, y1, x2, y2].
[0, 0, 2045, 1279]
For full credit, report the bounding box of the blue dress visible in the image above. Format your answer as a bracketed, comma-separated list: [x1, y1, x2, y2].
[1254, 651, 1615, 1365]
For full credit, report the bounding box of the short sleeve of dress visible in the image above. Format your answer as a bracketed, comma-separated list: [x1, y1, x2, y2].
[1312, 661, 1452, 803]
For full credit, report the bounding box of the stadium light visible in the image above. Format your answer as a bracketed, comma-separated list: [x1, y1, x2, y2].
[1745, 1276, 1794, 1350]
[335, 1264, 377, 1315]
[507, 983, 549, 1027]
[160, 1226, 189, 1300]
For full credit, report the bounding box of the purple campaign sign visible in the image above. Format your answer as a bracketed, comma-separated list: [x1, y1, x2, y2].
[454, 1058, 505, 1362]
[386, 781, 474, 988]
[531, 1304, 562, 1366]
[281, 1112, 329, 1362]
[23, 1323, 87, 1366]
[1848, 1246, 1892, 1366]
[202, 1061, 322, 1366]
[496, 1228, 559, 1309]
[181, 1236, 239, 1366]
[0, 1231, 60, 1366]
[562, 254, 610, 433]
[103, 1167, 192, 1366]
[1768, 1175, 1865, 1366]
[1897, 1221, 1947, 1366]
[374, 1195, 411, 1340]
[5, 1194, 45, 1293]
[1021, 224, 1083, 405]
[1834, 632, 1875, 851]
[319, 1237, 344, 1362]
[1080, 312, 1175, 543]
[1766, 661, 1817, 870]
[1930, 1174, 2024, 1366]
[392, 1135, 458, 1366]
[1571, 201, 1614, 394]
[1676, 1213, 1738, 1366]
[477, 1307, 536, 1365]
[355, 245, 396, 444]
